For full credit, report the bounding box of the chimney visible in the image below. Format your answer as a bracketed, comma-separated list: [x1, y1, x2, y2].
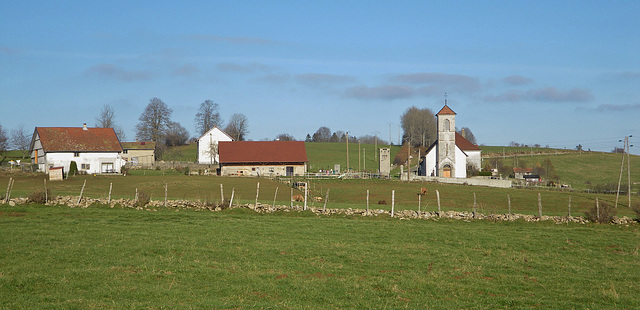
[83, 123, 88, 131]
[461, 128, 466, 138]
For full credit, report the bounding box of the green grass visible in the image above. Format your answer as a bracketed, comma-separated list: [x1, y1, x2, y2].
[2, 174, 639, 217]
[481, 145, 576, 156]
[305, 142, 401, 173]
[1, 204, 639, 308]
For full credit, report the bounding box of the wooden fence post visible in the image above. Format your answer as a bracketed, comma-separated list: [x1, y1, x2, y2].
[44, 179, 48, 203]
[323, 188, 330, 212]
[164, 183, 168, 207]
[366, 190, 370, 215]
[538, 193, 542, 217]
[229, 188, 235, 207]
[77, 179, 87, 205]
[391, 190, 395, 217]
[5, 178, 12, 203]
[418, 194, 421, 212]
[108, 182, 112, 204]
[473, 192, 477, 213]
[135, 188, 138, 202]
[436, 190, 441, 213]
[273, 187, 278, 207]
[508, 194, 511, 214]
[220, 184, 224, 205]
[255, 182, 260, 205]
[304, 182, 308, 211]
[568, 196, 572, 217]
[290, 188, 293, 208]
[596, 197, 600, 220]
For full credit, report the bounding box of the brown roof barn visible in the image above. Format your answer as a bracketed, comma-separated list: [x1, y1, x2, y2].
[218, 141, 308, 176]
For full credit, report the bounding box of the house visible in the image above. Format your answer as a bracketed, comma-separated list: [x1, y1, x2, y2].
[121, 141, 156, 167]
[30, 124, 125, 174]
[218, 141, 308, 176]
[197, 126, 234, 164]
[419, 103, 482, 178]
[513, 167, 534, 179]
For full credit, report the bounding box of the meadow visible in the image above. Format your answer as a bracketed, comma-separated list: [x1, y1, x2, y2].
[1, 203, 639, 309]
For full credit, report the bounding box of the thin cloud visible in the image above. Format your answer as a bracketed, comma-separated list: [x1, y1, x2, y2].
[502, 75, 533, 86]
[613, 71, 640, 80]
[186, 34, 277, 45]
[486, 87, 594, 103]
[254, 74, 291, 85]
[85, 63, 152, 81]
[0, 46, 16, 55]
[344, 85, 415, 100]
[595, 103, 640, 112]
[216, 62, 271, 73]
[295, 73, 355, 87]
[172, 64, 199, 76]
[392, 72, 482, 93]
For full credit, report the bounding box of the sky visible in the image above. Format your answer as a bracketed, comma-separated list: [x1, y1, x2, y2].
[1, 1, 639, 154]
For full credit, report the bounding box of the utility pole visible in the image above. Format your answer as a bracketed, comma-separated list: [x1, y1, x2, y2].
[346, 132, 349, 173]
[615, 135, 633, 208]
[358, 140, 361, 172]
[628, 136, 632, 208]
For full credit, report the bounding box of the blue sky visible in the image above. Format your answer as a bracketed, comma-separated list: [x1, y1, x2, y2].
[1, 1, 639, 154]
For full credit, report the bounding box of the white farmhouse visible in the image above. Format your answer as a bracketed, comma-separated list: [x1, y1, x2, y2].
[420, 103, 482, 178]
[196, 126, 233, 165]
[30, 124, 126, 175]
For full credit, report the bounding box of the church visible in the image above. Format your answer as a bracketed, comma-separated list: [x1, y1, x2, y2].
[419, 103, 481, 178]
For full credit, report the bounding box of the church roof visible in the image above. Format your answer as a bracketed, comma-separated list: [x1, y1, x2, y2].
[436, 104, 456, 115]
[455, 132, 480, 151]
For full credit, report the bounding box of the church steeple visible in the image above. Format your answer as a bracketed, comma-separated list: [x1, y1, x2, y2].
[436, 99, 456, 177]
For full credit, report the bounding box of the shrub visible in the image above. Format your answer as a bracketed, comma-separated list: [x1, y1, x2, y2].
[28, 189, 51, 204]
[68, 161, 78, 177]
[632, 202, 640, 220]
[135, 191, 150, 207]
[183, 166, 190, 175]
[584, 201, 617, 224]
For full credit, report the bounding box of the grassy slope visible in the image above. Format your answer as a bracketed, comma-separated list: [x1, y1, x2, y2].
[1, 204, 639, 308]
[304, 142, 401, 173]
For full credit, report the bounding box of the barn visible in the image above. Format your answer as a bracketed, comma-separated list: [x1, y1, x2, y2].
[196, 126, 233, 165]
[30, 125, 125, 175]
[218, 141, 308, 176]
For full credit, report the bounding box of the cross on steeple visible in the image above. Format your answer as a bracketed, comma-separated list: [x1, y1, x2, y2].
[444, 92, 448, 105]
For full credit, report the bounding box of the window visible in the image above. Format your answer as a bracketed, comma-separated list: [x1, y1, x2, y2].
[269, 167, 275, 173]
[81, 164, 90, 170]
[74, 152, 80, 157]
[444, 119, 450, 132]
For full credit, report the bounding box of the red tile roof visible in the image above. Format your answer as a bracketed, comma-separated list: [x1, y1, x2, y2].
[437, 104, 457, 115]
[219, 141, 308, 164]
[36, 127, 123, 152]
[455, 132, 480, 151]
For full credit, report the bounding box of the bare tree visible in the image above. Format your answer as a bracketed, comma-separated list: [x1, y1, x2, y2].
[135, 98, 173, 142]
[312, 126, 332, 142]
[164, 121, 189, 146]
[10, 124, 31, 158]
[457, 127, 477, 145]
[275, 133, 295, 141]
[0, 124, 8, 154]
[194, 100, 223, 136]
[95, 104, 127, 141]
[400, 106, 436, 147]
[224, 113, 249, 141]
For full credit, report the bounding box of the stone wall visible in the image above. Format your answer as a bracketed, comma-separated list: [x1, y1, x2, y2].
[4, 195, 637, 225]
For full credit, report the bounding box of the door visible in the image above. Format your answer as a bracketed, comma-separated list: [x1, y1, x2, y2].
[443, 165, 451, 178]
[101, 162, 114, 173]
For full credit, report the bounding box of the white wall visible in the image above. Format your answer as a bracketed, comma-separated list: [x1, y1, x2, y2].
[197, 128, 233, 164]
[466, 150, 482, 170]
[423, 147, 438, 177]
[454, 147, 467, 178]
[44, 152, 125, 174]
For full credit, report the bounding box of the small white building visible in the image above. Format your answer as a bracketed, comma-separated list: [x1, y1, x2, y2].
[420, 103, 482, 178]
[196, 126, 233, 165]
[30, 125, 126, 175]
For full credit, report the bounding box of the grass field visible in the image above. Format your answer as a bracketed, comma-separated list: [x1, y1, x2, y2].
[1, 204, 639, 308]
[2, 173, 639, 218]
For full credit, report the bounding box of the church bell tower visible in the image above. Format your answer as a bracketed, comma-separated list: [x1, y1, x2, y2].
[436, 100, 456, 177]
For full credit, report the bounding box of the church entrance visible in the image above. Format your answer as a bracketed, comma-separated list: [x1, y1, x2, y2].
[443, 165, 452, 178]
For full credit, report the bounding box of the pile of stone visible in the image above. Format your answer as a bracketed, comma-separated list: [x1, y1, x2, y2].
[2, 195, 637, 225]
